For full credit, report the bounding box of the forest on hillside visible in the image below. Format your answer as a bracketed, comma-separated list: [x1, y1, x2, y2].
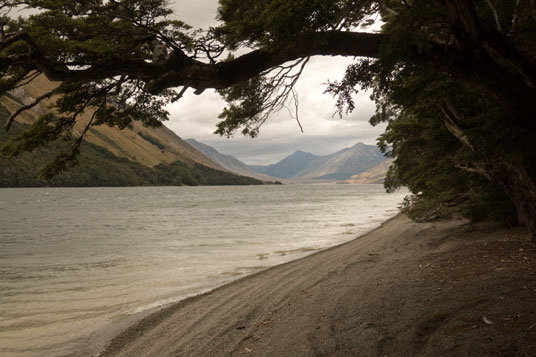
[0, 106, 262, 187]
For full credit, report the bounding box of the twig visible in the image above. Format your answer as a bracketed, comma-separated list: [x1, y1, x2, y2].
[171, 85, 189, 102]
[68, 99, 106, 158]
[485, 0, 502, 32]
[9, 70, 42, 90]
[292, 88, 303, 133]
[5, 89, 56, 131]
[511, 0, 521, 33]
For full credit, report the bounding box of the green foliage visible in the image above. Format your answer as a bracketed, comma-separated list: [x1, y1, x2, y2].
[137, 131, 166, 150]
[0, 0, 193, 171]
[216, 0, 378, 49]
[153, 161, 262, 186]
[0, 105, 262, 187]
[324, 1, 536, 224]
[1, 0, 536, 228]
[373, 67, 525, 222]
[462, 184, 518, 224]
[216, 76, 269, 138]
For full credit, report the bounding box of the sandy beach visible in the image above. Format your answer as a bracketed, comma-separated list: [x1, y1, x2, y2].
[99, 214, 536, 356]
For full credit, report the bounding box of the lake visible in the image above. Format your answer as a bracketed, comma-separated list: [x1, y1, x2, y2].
[0, 184, 406, 356]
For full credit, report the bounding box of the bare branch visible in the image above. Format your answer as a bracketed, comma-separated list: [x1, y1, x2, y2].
[455, 161, 491, 180]
[441, 100, 475, 151]
[70, 99, 105, 156]
[9, 70, 42, 90]
[511, 0, 521, 33]
[384, 7, 399, 16]
[171, 85, 189, 103]
[285, 88, 304, 133]
[485, 0, 502, 32]
[5, 88, 57, 131]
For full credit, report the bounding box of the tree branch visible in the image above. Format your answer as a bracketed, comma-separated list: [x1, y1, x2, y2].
[455, 161, 491, 180]
[143, 31, 387, 94]
[5, 88, 57, 131]
[2, 30, 386, 95]
[485, 0, 502, 32]
[511, 0, 521, 33]
[441, 99, 475, 151]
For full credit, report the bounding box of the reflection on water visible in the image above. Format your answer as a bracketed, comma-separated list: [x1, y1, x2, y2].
[0, 184, 406, 356]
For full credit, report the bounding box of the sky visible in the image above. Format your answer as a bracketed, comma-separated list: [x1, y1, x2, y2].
[166, 1, 386, 165]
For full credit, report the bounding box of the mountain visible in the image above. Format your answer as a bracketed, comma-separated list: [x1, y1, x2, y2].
[185, 139, 279, 182]
[248, 142, 385, 182]
[303, 142, 386, 180]
[0, 107, 263, 187]
[344, 159, 393, 184]
[252, 150, 319, 179]
[3, 74, 224, 171]
[0, 75, 263, 186]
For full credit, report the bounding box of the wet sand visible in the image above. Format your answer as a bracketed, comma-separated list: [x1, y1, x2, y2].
[98, 214, 536, 356]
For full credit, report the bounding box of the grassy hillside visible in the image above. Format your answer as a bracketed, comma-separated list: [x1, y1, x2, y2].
[344, 159, 392, 184]
[0, 106, 262, 187]
[3, 74, 224, 170]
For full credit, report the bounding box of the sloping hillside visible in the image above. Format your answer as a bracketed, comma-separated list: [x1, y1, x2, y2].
[185, 139, 279, 182]
[345, 158, 393, 184]
[301, 143, 384, 180]
[0, 106, 262, 187]
[2, 74, 223, 171]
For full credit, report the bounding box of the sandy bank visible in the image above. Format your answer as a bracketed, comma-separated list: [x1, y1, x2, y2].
[99, 214, 536, 356]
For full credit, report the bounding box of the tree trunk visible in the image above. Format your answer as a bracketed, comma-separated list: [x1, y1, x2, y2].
[483, 159, 536, 243]
[442, 104, 536, 242]
[459, 158, 536, 243]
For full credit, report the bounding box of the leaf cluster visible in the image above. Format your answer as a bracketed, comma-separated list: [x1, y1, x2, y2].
[216, 0, 378, 49]
[0, 0, 198, 168]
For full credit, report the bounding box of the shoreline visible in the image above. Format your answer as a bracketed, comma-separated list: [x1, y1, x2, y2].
[90, 213, 404, 356]
[96, 213, 536, 356]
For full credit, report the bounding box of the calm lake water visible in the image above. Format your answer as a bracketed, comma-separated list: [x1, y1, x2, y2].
[0, 184, 406, 356]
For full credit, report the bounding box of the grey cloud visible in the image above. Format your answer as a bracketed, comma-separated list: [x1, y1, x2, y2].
[165, 1, 385, 165]
[170, 1, 219, 28]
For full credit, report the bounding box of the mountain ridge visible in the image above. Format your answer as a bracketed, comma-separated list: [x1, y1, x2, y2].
[187, 140, 388, 183]
[344, 159, 393, 184]
[0, 75, 265, 186]
[185, 139, 279, 182]
[248, 142, 385, 181]
[2, 74, 224, 171]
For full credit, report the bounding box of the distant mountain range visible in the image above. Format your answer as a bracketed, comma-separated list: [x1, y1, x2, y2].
[189, 140, 388, 183]
[248, 142, 385, 181]
[185, 139, 279, 182]
[2, 74, 388, 186]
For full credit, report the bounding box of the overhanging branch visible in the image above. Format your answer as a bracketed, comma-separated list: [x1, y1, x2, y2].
[143, 31, 387, 94]
[2, 30, 387, 95]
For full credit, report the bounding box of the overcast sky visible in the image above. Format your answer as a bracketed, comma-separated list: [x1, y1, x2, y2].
[165, 1, 385, 165]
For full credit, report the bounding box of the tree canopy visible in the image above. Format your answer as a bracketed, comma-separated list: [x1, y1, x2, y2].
[0, 0, 535, 240]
